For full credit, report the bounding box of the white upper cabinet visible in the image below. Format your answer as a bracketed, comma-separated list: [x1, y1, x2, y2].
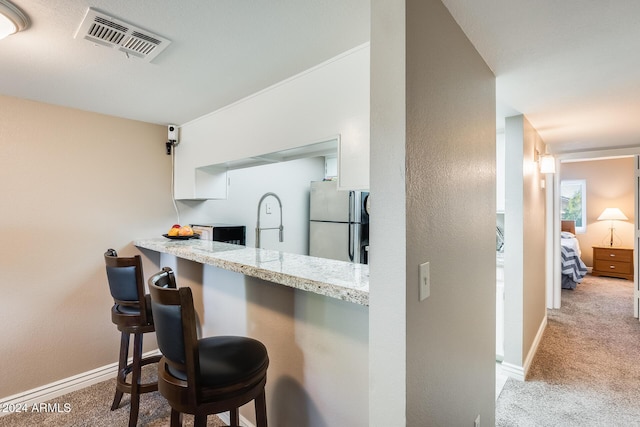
[174, 44, 370, 200]
[338, 126, 370, 191]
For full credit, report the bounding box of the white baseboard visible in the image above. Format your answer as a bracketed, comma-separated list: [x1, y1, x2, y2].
[501, 315, 547, 381]
[0, 349, 255, 426]
[217, 411, 256, 427]
[500, 361, 525, 381]
[523, 315, 547, 376]
[0, 349, 161, 417]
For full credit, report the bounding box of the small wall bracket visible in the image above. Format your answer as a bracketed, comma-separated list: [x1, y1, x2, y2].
[166, 140, 176, 155]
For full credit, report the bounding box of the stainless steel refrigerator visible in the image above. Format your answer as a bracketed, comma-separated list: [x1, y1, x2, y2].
[309, 180, 369, 264]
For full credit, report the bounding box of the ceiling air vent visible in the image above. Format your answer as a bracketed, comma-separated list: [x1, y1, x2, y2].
[75, 8, 171, 62]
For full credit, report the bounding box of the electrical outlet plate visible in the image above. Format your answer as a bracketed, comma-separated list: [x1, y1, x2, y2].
[419, 262, 430, 301]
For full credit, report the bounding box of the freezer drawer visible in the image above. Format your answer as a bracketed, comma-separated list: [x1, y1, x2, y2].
[309, 221, 362, 263]
[310, 180, 356, 222]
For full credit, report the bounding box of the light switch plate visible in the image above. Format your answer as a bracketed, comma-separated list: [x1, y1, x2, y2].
[419, 262, 430, 301]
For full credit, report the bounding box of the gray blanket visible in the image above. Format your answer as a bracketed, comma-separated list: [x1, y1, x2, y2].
[561, 243, 588, 289]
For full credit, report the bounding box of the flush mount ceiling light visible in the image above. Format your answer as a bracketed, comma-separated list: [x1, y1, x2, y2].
[0, 0, 29, 40]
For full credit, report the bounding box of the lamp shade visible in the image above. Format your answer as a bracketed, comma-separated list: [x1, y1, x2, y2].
[597, 208, 628, 221]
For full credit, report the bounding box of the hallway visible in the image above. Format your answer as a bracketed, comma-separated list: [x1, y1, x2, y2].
[495, 275, 640, 426]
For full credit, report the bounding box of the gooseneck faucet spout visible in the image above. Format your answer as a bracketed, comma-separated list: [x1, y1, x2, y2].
[255, 192, 284, 249]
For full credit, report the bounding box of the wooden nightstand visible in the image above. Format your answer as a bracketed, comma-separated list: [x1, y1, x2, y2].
[592, 246, 634, 281]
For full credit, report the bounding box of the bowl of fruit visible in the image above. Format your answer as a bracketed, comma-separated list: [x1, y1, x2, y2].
[163, 224, 198, 240]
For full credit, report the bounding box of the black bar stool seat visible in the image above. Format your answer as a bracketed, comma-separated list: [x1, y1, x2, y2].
[149, 267, 269, 427]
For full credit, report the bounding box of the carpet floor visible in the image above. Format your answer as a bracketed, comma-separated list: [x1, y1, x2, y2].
[496, 274, 640, 426]
[0, 365, 226, 427]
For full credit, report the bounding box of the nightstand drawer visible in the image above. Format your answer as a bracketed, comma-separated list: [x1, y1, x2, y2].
[594, 248, 633, 263]
[594, 259, 633, 275]
[592, 246, 634, 281]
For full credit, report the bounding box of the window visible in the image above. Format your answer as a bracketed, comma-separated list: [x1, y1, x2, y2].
[561, 179, 587, 233]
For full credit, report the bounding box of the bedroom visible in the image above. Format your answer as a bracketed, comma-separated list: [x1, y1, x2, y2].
[558, 156, 635, 294]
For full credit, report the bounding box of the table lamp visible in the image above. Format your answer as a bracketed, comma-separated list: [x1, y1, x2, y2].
[597, 207, 628, 247]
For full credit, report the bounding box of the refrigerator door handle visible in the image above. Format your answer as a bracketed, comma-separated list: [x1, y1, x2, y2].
[348, 191, 355, 261]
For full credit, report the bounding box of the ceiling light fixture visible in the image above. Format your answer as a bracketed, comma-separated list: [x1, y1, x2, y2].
[0, 0, 29, 40]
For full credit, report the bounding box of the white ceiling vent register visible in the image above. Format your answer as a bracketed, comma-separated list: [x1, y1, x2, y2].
[75, 8, 171, 62]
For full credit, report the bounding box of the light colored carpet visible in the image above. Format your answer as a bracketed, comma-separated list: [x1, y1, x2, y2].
[0, 365, 226, 427]
[496, 275, 640, 426]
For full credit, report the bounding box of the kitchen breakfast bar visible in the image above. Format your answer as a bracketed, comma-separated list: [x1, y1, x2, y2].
[134, 237, 369, 427]
[134, 237, 369, 305]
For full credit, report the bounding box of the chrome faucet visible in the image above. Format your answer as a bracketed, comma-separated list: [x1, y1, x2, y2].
[255, 192, 284, 249]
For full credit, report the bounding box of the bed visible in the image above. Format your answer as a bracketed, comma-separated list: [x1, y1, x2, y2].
[561, 220, 588, 289]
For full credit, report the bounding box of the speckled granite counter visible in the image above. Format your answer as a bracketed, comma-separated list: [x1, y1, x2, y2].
[134, 237, 369, 305]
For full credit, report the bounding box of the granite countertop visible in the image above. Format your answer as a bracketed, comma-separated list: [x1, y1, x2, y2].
[134, 237, 369, 306]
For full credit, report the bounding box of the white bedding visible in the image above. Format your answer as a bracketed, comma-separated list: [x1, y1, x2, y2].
[561, 231, 581, 257]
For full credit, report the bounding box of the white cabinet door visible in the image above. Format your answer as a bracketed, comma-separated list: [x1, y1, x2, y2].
[338, 129, 370, 191]
[173, 127, 228, 200]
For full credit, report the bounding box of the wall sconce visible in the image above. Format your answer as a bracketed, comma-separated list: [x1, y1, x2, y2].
[534, 149, 556, 174]
[0, 0, 29, 40]
[539, 154, 556, 174]
[597, 207, 628, 247]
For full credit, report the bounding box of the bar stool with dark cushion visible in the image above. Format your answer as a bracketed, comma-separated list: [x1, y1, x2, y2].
[104, 249, 162, 427]
[148, 267, 269, 427]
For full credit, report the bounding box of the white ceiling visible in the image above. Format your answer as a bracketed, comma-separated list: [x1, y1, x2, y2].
[0, 0, 370, 125]
[1, 0, 639, 154]
[442, 0, 640, 153]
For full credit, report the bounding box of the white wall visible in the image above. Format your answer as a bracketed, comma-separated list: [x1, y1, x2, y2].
[504, 116, 526, 371]
[370, 0, 496, 425]
[200, 266, 369, 427]
[175, 43, 370, 198]
[369, 0, 407, 424]
[180, 157, 325, 254]
[503, 114, 547, 379]
[497, 132, 506, 212]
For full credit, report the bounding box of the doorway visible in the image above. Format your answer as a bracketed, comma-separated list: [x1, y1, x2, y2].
[549, 153, 639, 316]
